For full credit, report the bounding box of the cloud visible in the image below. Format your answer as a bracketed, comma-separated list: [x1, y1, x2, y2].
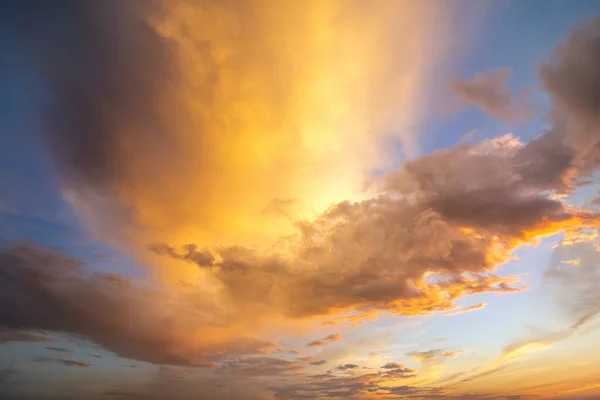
[3, 0, 466, 264]
[407, 349, 463, 364]
[3, 15, 600, 398]
[544, 228, 600, 329]
[270, 364, 418, 399]
[444, 302, 487, 316]
[148, 243, 215, 268]
[45, 346, 72, 353]
[452, 68, 531, 123]
[381, 362, 404, 370]
[310, 360, 327, 366]
[335, 364, 360, 371]
[33, 356, 91, 368]
[306, 334, 342, 348]
[0, 242, 281, 366]
[215, 357, 303, 377]
[0, 328, 54, 344]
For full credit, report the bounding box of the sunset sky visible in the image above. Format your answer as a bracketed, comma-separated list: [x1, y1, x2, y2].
[1, 1, 600, 399]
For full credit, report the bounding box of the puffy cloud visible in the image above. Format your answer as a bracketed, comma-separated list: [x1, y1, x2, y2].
[306, 334, 342, 348]
[452, 68, 531, 123]
[309, 360, 327, 366]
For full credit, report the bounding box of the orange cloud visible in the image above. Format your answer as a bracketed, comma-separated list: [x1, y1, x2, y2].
[306, 334, 342, 348]
[444, 303, 487, 316]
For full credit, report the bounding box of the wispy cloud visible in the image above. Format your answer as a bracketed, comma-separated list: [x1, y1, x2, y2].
[33, 356, 91, 368]
[444, 303, 487, 316]
[306, 334, 342, 348]
[0, 329, 54, 344]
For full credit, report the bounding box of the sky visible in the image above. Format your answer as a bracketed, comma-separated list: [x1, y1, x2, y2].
[1, 0, 600, 399]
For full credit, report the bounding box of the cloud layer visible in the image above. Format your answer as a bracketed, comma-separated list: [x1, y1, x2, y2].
[3, 18, 600, 370]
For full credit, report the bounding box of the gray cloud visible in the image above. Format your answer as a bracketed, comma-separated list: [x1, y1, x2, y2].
[215, 357, 303, 377]
[452, 68, 531, 123]
[148, 243, 215, 268]
[33, 356, 91, 368]
[0, 242, 280, 366]
[0, 328, 54, 344]
[45, 346, 72, 353]
[335, 364, 359, 371]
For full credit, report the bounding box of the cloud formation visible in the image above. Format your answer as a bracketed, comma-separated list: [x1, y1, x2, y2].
[0, 243, 281, 366]
[306, 334, 342, 348]
[45, 346, 72, 353]
[444, 303, 487, 317]
[0, 328, 54, 344]
[452, 68, 531, 123]
[407, 349, 463, 364]
[4, 0, 466, 261]
[5, 16, 600, 365]
[33, 356, 91, 368]
[2, 5, 600, 399]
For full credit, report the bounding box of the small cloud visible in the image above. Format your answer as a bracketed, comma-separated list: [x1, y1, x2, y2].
[444, 302, 487, 316]
[310, 360, 327, 366]
[406, 349, 463, 364]
[33, 356, 91, 367]
[452, 68, 531, 123]
[306, 333, 342, 348]
[45, 346, 72, 353]
[148, 243, 215, 268]
[335, 364, 359, 371]
[381, 362, 403, 370]
[442, 350, 463, 358]
[561, 258, 580, 267]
